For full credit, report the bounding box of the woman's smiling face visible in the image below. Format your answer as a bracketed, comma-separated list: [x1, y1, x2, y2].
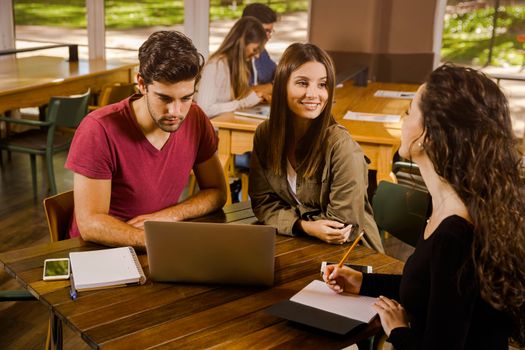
[286, 61, 328, 120]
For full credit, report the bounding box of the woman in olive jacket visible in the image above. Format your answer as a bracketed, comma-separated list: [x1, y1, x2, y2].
[248, 43, 383, 252]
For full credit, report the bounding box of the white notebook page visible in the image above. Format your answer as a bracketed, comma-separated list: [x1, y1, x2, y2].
[290, 280, 377, 323]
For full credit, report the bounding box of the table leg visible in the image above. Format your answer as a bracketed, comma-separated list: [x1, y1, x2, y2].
[51, 312, 63, 350]
[375, 145, 396, 185]
[219, 154, 233, 205]
[217, 128, 233, 205]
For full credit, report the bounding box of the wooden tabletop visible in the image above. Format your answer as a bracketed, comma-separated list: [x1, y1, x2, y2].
[333, 81, 418, 145]
[0, 202, 403, 349]
[0, 55, 138, 113]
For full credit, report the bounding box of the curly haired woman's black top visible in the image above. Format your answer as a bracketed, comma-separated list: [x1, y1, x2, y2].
[361, 215, 511, 349]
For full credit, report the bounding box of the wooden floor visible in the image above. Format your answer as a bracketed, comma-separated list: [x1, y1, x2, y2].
[0, 151, 414, 350]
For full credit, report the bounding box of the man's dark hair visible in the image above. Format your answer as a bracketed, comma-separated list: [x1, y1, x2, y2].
[242, 3, 277, 24]
[138, 31, 204, 85]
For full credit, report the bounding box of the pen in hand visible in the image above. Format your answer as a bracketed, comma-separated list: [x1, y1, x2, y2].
[324, 231, 366, 293]
[337, 230, 365, 268]
[70, 273, 77, 300]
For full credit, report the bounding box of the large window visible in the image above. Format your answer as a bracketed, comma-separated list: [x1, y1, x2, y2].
[209, 0, 309, 59]
[442, 0, 525, 67]
[13, 0, 308, 61]
[14, 0, 88, 58]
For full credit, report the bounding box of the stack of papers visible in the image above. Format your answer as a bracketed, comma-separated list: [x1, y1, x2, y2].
[374, 90, 415, 99]
[343, 111, 400, 123]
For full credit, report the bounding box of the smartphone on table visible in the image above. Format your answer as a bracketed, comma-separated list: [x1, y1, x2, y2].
[43, 258, 70, 281]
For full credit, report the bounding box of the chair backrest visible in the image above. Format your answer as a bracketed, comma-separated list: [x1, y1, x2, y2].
[47, 89, 90, 129]
[392, 161, 428, 193]
[372, 181, 431, 247]
[98, 82, 136, 107]
[43, 190, 74, 242]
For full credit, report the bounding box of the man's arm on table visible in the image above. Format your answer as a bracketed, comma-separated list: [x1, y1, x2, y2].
[127, 152, 227, 228]
[74, 174, 146, 249]
[74, 153, 227, 249]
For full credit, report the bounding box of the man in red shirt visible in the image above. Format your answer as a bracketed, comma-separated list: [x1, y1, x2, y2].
[66, 31, 227, 249]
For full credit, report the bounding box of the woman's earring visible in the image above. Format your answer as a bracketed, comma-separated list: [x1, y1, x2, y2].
[417, 142, 423, 149]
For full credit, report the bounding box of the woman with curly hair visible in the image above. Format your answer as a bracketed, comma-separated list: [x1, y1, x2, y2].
[324, 63, 525, 349]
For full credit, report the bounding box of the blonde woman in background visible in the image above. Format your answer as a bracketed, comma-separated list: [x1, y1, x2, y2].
[196, 16, 269, 117]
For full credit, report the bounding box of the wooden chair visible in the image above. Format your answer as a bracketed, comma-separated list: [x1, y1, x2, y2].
[89, 82, 136, 111]
[0, 90, 90, 197]
[43, 190, 74, 242]
[372, 181, 431, 247]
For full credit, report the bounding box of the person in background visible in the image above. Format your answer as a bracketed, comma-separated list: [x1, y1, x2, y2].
[249, 43, 383, 252]
[66, 31, 227, 249]
[231, 3, 279, 191]
[242, 2, 277, 91]
[324, 64, 525, 349]
[195, 16, 268, 117]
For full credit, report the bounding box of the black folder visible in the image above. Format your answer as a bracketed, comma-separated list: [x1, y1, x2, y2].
[266, 299, 370, 335]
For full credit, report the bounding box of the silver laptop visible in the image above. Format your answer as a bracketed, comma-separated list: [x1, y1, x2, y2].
[144, 221, 276, 286]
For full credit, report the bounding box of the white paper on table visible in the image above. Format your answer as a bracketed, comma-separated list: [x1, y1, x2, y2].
[343, 111, 400, 123]
[374, 90, 415, 99]
[290, 280, 377, 323]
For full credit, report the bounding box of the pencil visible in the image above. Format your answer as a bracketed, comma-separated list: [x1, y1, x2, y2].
[337, 230, 365, 267]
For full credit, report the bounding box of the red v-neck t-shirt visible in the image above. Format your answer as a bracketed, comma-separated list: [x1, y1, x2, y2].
[65, 95, 217, 238]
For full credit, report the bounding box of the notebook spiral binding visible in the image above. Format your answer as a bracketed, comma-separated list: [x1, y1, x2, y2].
[128, 246, 147, 285]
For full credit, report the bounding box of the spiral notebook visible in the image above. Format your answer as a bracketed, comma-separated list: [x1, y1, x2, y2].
[69, 247, 146, 291]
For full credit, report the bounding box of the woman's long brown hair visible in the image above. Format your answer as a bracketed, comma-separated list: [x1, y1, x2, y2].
[267, 43, 336, 177]
[209, 16, 267, 99]
[420, 63, 525, 344]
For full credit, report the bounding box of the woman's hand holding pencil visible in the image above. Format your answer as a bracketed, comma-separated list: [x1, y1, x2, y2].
[323, 231, 365, 294]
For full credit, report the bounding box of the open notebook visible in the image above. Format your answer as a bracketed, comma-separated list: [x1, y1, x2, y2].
[69, 247, 146, 291]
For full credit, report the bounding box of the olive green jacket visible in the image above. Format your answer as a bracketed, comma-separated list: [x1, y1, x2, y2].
[248, 121, 384, 252]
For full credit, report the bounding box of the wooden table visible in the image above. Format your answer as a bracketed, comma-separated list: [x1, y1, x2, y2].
[0, 55, 137, 114]
[212, 81, 419, 185]
[0, 202, 403, 349]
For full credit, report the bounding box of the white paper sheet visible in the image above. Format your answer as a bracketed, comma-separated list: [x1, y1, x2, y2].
[374, 90, 415, 99]
[234, 105, 270, 119]
[343, 111, 400, 123]
[290, 280, 377, 323]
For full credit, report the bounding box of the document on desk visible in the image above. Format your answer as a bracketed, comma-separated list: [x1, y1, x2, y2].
[343, 111, 401, 123]
[234, 105, 270, 119]
[291, 280, 377, 322]
[374, 90, 415, 99]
